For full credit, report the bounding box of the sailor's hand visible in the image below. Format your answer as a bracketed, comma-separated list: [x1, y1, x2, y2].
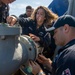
[29, 61, 44, 75]
[37, 55, 52, 71]
[7, 16, 17, 26]
[29, 33, 40, 42]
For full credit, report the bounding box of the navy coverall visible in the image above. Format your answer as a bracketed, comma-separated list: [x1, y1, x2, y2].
[52, 39, 75, 75]
[0, 3, 9, 23]
[18, 18, 51, 48]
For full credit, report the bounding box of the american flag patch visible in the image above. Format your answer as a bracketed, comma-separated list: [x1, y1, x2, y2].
[62, 68, 71, 75]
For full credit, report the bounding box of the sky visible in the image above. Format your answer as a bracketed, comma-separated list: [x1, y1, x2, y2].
[9, 0, 53, 17]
